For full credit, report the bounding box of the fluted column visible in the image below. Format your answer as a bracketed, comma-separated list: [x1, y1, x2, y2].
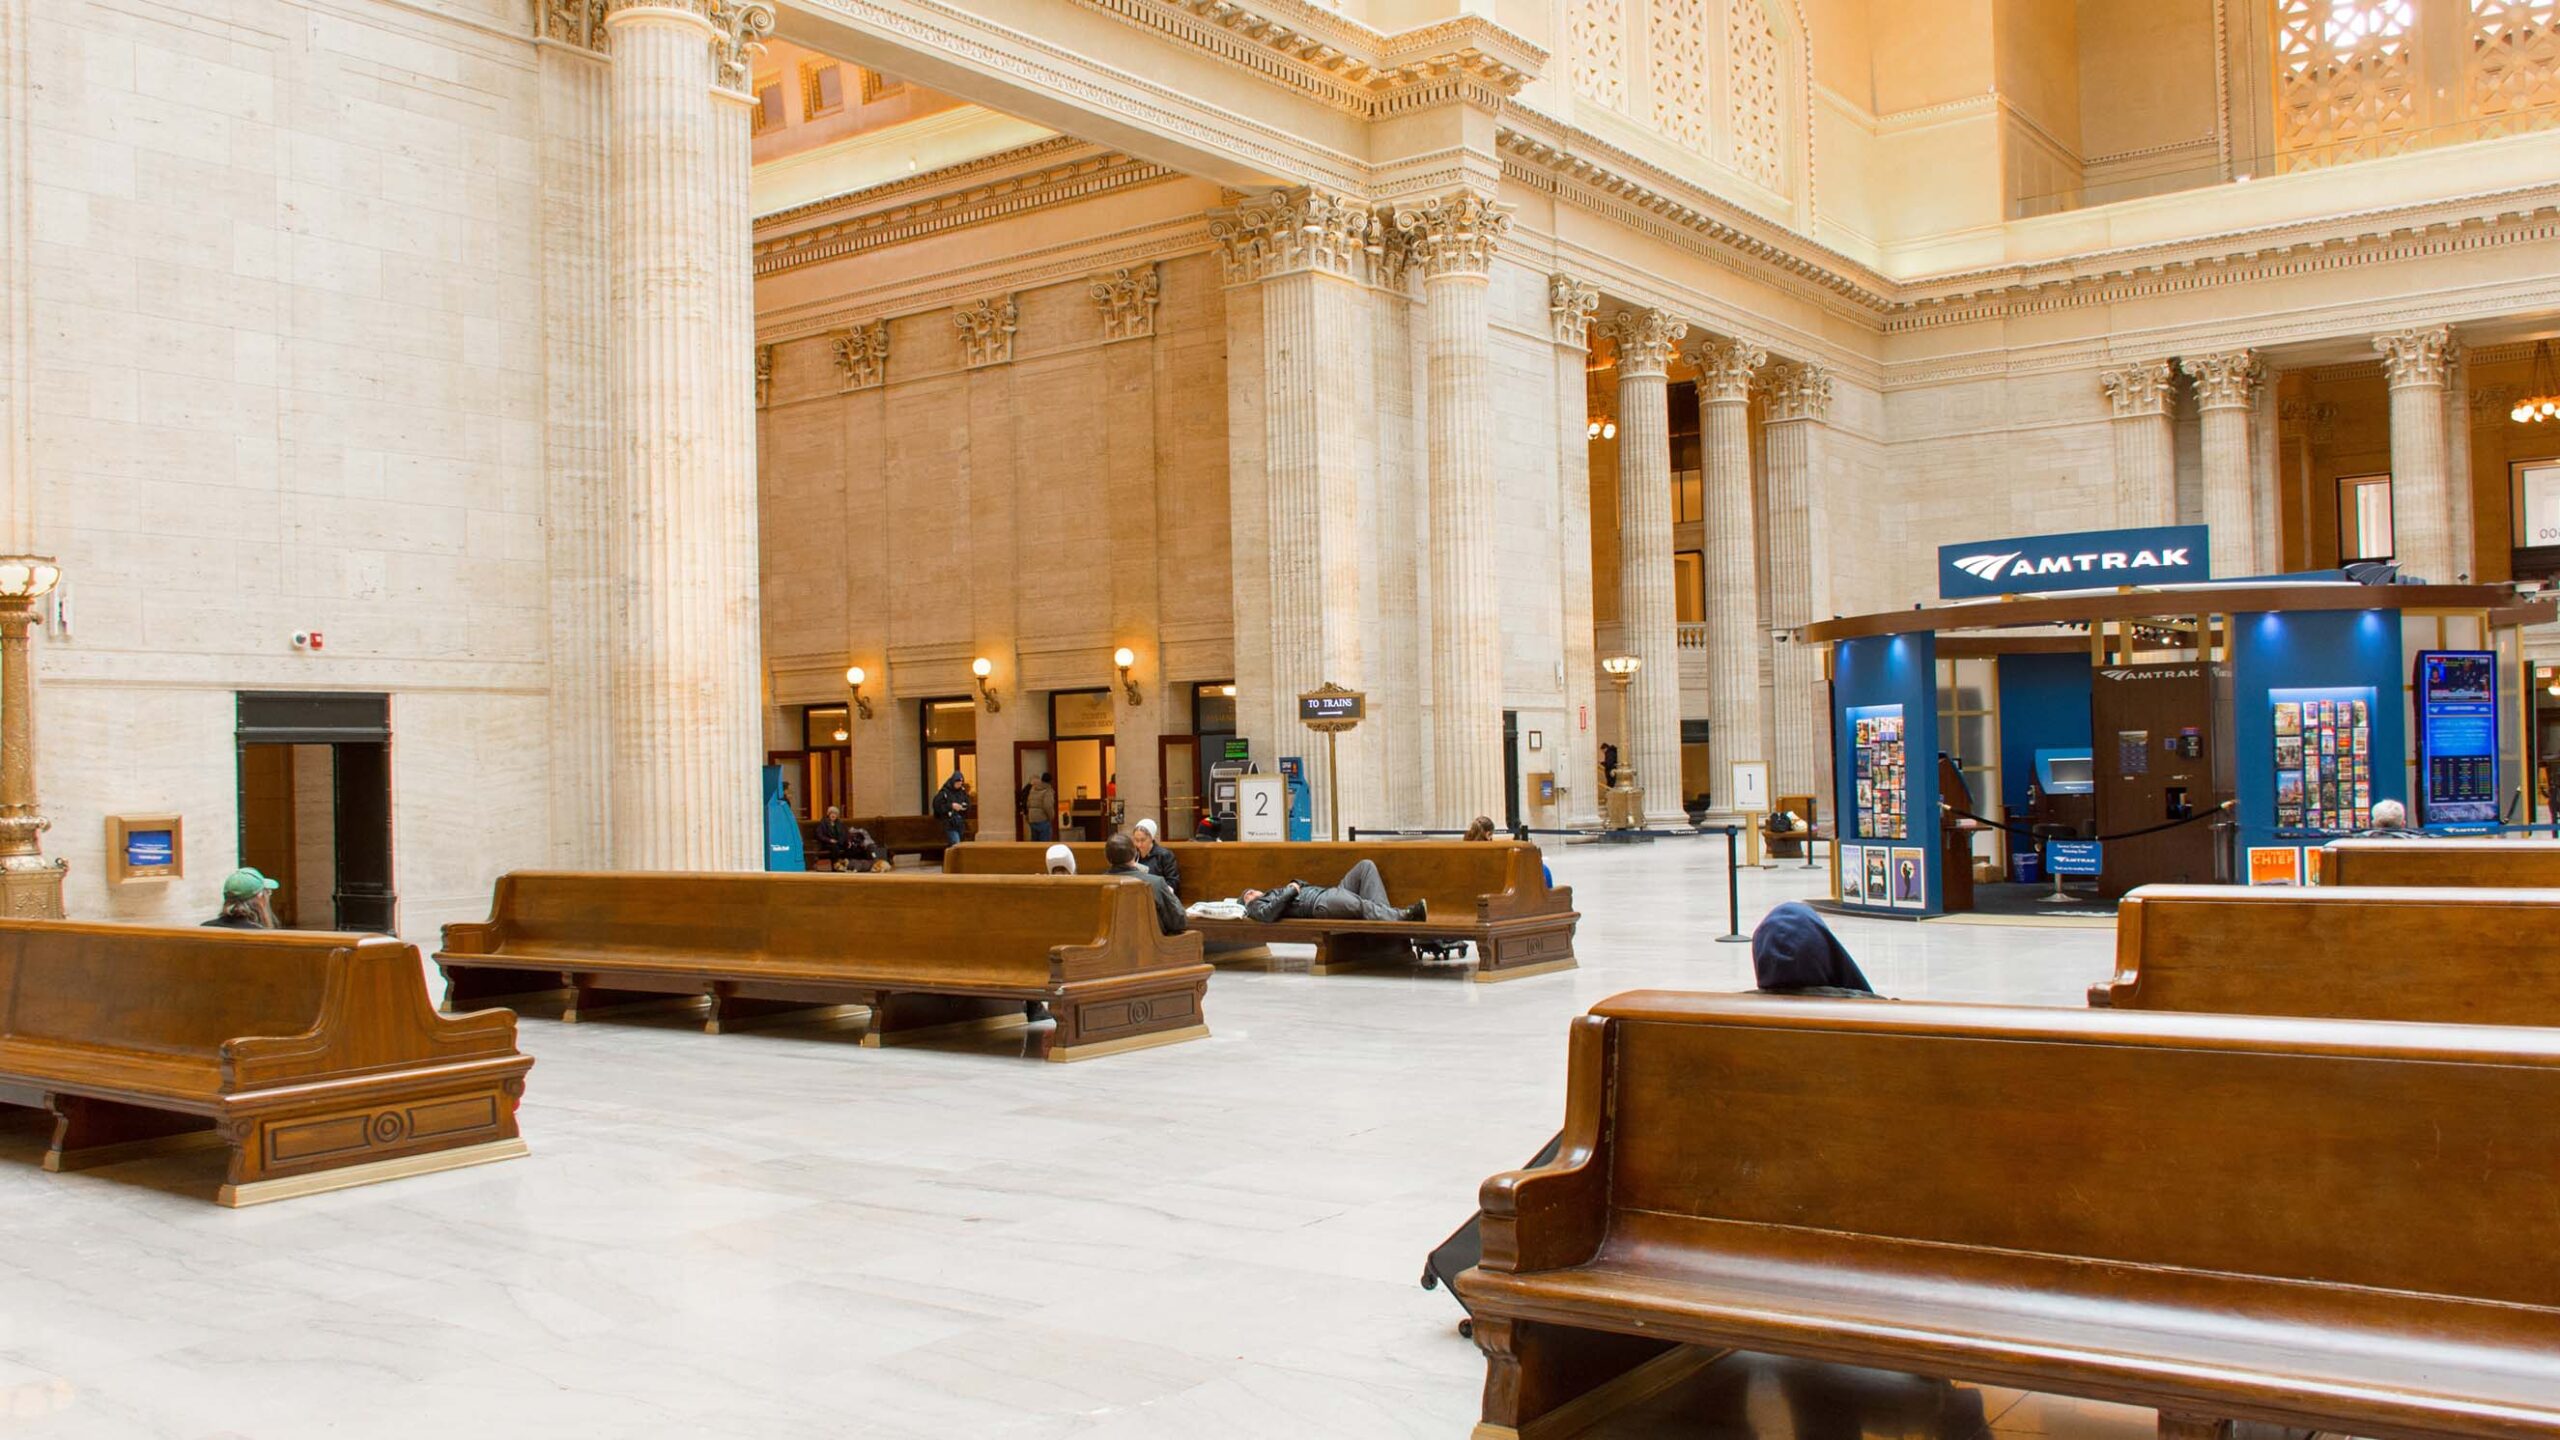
[2374, 325, 2456, 581]
[604, 0, 771, 870]
[2181, 350, 2262, 577]
[1763, 361, 1830, 805]
[1396, 190, 1511, 826]
[1209, 190, 1381, 835]
[2446, 347, 2476, 581]
[1693, 334, 1768, 825]
[2101, 360, 2177, 527]
[1550, 276, 1603, 829]
[1606, 309, 1687, 826]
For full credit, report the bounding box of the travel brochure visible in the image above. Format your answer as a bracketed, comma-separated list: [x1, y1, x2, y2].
[2270, 690, 2372, 833]
[1851, 707, 1907, 841]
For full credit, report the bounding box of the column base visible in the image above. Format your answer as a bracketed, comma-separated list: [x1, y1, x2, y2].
[0, 862, 66, 920]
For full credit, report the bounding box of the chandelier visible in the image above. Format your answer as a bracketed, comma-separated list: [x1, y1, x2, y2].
[2514, 340, 2560, 424]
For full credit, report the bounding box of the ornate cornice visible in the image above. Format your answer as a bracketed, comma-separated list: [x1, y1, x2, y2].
[1606, 309, 1687, 379]
[2180, 349, 2262, 411]
[1764, 361, 1833, 424]
[757, 215, 1209, 345]
[1548, 275, 1598, 349]
[1091, 264, 1160, 341]
[1207, 187, 1384, 285]
[1690, 336, 1768, 402]
[956, 295, 1017, 368]
[754, 144, 1181, 277]
[1064, 0, 1545, 119]
[2374, 325, 2457, 389]
[1390, 189, 1509, 281]
[831, 320, 888, 390]
[2100, 360, 2175, 419]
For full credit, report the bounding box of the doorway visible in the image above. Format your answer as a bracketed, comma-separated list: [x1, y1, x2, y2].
[235, 693, 394, 932]
[919, 696, 978, 812]
[1050, 688, 1116, 839]
[1501, 710, 1522, 834]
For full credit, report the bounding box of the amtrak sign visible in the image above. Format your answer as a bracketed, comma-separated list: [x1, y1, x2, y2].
[1938, 525, 2211, 599]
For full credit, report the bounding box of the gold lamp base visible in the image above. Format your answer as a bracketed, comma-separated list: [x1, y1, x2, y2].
[0, 861, 67, 919]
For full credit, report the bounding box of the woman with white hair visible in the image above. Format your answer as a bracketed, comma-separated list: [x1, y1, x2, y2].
[1129, 818, 1182, 898]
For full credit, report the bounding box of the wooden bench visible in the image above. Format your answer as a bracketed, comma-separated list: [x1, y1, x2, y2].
[2095, 882, 2560, 1021]
[1456, 991, 2560, 1440]
[943, 840, 1576, 981]
[0, 920, 530, 1206]
[854, 813, 974, 864]
[2324, 836, 2560, 887]
[435, 871, 1209, 1062]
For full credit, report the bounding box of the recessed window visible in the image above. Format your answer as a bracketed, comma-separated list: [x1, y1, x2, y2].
[802, 62, 844, 119]
[2338, 472, 2395, 562]
[753, 79, 785, 135]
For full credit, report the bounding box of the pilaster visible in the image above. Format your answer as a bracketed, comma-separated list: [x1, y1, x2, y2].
[1692, 334, 1768, 826]
[1551, 276, 1603, 829]
[1762, 360, 1830, 805]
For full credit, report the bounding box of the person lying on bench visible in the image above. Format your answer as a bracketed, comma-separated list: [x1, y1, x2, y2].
[1239, 861, 1428, 924]
[1750, 900, 1878, 998]
[1105, 832, 1187, 937]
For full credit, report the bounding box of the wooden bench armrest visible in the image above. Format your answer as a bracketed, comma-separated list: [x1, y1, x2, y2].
[224, 938, 522, 1089]
[439, 920, 499, 957]
[1478, 1014, 1613, 1275]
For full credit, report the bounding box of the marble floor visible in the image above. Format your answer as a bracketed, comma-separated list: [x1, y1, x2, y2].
[0, 841, 2135, 1439]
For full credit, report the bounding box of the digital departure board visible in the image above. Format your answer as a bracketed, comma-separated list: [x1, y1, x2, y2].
[2415, 650, 2498, 826]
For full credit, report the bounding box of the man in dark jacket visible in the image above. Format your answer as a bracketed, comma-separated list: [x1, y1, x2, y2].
[931, 772, 971, 847]
[1240, 860, 1425, 923]
[1106, 832, 1186, 936]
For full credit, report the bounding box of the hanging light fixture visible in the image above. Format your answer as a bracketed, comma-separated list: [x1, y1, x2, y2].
[2513, 340, 2560, 424]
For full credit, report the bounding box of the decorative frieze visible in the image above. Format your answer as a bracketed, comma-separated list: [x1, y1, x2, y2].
[1207, 188, 1382, 285]
[1606, 309, 1687, 378]
[542, 0, 609, 51]
[1389, 190, 1511, 281]
[2180, 350, 2263, 411]
[1689, 335, 1767, 402]
[2374, 325, 2457, 389]
[754, 344, 773, 409]
[1548, 275, 1598, 348]
[1090, 265, 1161, 341]
[955, 296, 1018, 368]
[2099, 360, 2175, 418]
[1763, 360, 1832, 424]
[831, 321, 887, 391]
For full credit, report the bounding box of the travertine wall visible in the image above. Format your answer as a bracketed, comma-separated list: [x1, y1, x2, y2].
[24, 0, 557, 936]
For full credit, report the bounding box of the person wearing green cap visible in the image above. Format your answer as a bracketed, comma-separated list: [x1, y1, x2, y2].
[205, 868, 281, 930]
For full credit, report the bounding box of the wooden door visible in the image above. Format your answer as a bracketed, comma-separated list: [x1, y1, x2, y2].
[1160, 735, 1200, 838]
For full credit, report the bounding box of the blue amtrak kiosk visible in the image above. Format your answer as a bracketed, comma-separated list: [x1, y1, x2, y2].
[1797, 526, 2550, 918]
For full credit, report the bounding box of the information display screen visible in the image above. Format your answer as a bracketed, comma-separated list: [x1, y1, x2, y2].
[2415, 650, 2498, 825]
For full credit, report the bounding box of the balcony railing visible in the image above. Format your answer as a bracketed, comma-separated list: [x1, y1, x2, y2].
[1676, 623, 1708, 650]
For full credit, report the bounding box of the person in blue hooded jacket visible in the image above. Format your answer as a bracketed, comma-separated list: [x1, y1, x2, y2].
[1749, 901, 1879, 998]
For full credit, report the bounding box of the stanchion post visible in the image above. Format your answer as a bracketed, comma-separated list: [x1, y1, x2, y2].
[1715, 824, 1748, 944]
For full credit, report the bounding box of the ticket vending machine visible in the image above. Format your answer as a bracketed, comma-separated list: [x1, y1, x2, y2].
[1208, 739, 1253, 840]
[2090, 661, 2232, 897]
[1276, 756, 1314, 842]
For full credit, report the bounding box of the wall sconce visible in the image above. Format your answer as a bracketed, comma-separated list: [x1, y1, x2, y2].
[1114, 646, 1142, 707]
[972, 656, 1001, 712]
[1586, 418, 1617, 440]
[845, 664, 873, 721]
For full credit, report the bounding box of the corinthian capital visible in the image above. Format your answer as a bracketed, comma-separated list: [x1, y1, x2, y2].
[2099, 360, 2174, 419]
[710, 0, 773, 93]
[1207, 189, 1383, 286]
[1389, 189, 1511, 282]
[1606, 309, 1687, 379]
[1090, 265, 1161, 342]
[1689, 335, 1767, 402]
[1548, 275, 1599, 349]
[2373, 325, 2457, 390]
[831, 320, 888, 391]
[1763, 360, 1832, 424]
[2179, 350, 2263, 411]
[543, 0, 610, 51]
[956, 295, 1017, 368]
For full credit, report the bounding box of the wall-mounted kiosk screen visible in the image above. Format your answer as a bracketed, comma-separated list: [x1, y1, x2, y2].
[2414, 650, 2498, 825]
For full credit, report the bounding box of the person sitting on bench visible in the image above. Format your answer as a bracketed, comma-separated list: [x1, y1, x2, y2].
[1044, 843, 1076, 875]
[1131, 818, 1181, 897]
[1106, 833, 1187, 937]
[1750, 901, 1878, 998]
[1239, 861, 1428, 924]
